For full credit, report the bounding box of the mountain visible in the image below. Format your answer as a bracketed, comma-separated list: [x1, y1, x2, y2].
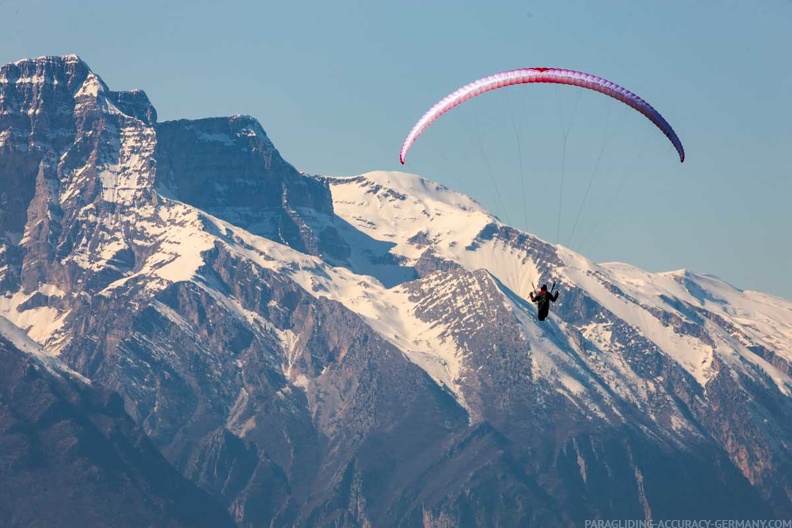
[0, 55, 790, 526]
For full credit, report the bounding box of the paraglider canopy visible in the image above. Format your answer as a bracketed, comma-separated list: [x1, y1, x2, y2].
[399, 67, 685, 165]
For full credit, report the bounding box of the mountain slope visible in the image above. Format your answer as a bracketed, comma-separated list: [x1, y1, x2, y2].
[0, 316, 234, 528]
[328, 171, 792, 515]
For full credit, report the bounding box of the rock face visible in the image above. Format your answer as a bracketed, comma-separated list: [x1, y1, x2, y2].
[0, 319, 234, 528]
[1, 55, 791, 527]
[155, 116, 344, 258]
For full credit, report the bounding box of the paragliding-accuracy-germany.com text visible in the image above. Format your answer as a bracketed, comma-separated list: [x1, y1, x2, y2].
[584, 520, 792, 528]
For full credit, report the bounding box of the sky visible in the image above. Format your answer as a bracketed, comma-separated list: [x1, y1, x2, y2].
[1, 0, 790, 300]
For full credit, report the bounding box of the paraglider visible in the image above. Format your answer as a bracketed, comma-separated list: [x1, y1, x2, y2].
[399, 67, 685, 165]
[530, 283, 559, 322]
[399, 67, 683, 321]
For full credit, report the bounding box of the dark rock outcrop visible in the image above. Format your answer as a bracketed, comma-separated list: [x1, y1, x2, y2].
[0, 332, 234, 528]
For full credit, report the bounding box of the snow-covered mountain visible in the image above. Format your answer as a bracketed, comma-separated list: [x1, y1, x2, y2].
[332, 171, 792, 407]
[1, 55, 790, 527]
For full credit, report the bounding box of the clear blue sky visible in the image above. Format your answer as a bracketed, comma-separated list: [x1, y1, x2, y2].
[2, 0, 790, 300]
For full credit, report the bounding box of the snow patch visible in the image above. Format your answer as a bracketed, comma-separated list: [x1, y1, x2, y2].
[0, 316, 89, 384]
[0, 288, 67, 346]
[560, 248, 716, 387]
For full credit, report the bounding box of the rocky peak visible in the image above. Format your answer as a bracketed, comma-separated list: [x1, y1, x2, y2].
[155, 114, 343, 255]
[108, 89, 157, 125]
[1, 54, 92, 92]
[0, 55, 162, 293]
[1, 54, 156, 136]
[0, 56, 345, 298]
[155, 114, 333, 213]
